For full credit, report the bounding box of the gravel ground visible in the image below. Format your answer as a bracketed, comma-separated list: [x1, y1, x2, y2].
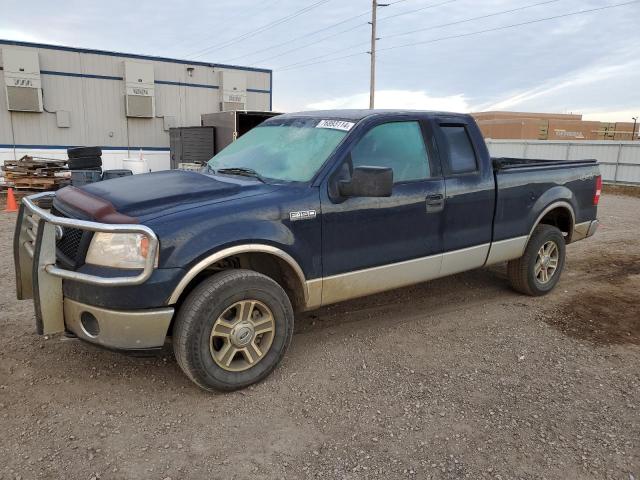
[0, 193, 638, 480]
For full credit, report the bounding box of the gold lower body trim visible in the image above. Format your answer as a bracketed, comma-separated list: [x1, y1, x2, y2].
[64, 298, 174, 349]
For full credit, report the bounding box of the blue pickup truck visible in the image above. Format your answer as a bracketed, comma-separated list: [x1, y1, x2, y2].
[14, 110, 601, 391]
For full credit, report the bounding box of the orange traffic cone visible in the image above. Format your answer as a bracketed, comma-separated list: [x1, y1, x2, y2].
[4, 187, 18, 213]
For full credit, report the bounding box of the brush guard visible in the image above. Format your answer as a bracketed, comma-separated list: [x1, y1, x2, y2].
[13, 192, 159, 335]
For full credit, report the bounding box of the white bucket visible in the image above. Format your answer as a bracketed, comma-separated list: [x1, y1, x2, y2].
[122, 158, 149, 175]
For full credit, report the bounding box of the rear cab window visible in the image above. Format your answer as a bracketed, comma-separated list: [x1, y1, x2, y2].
[439, 125, 478, 174]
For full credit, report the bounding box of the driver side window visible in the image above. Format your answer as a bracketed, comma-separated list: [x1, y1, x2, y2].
[350, 121, 430, 182]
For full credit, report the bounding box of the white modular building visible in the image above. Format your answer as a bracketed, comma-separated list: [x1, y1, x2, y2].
[0, 39, 273, 171]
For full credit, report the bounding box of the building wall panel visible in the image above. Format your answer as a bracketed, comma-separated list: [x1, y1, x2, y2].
[82, 78, 127, 147]
[185, 86, 218, 126]
[78, 53, 123, 78]
[0, 40, 272, 162]
[28, 45, 82, 73]
[246, 91, 271, 111]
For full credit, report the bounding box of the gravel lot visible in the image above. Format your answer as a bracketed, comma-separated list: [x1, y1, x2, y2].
[0, 192, 638, 480]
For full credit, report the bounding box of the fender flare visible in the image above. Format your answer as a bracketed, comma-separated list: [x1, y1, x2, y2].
[167, 244, 308, 305]
[528, 200, 576, 242]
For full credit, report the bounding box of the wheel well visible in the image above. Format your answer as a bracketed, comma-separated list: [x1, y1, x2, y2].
[174, 252, 306, 313]
[537, 206, 573, 242]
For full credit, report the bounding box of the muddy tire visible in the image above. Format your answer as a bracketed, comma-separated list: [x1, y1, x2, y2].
[507, 224, 566, 296]
[173, 269, 294, 392]
[67, 146, 102, 158]
[67, 156, 102, 170]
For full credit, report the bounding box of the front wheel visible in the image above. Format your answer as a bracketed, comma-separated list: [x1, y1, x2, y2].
[507, 224, 566, 296]
[173, 269, 294, 391]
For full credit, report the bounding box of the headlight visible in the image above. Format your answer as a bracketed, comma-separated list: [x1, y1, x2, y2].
[85, 233, 157, 269]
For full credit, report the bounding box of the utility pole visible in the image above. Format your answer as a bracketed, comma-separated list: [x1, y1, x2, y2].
[633, 117, 638, 141]
[369, 1, 388, 109]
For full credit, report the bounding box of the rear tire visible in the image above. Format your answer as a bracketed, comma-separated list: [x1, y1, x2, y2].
[173, 269, 294, 392]
[507, 224, 566, 296]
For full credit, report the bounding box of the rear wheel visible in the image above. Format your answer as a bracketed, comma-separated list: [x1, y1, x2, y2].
[173, 269, 294, 391]
[507, 224, 566, 296]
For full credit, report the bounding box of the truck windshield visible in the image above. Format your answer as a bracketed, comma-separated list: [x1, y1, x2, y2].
[207, 119, 349, 182]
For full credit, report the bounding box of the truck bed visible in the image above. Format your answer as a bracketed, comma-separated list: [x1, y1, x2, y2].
[491, 157, 600, 245]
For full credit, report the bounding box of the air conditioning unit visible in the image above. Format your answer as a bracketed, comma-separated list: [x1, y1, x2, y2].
[124, 61, 154, 118]
[3, 48, 43, 112]
[219, 70, 246, 111]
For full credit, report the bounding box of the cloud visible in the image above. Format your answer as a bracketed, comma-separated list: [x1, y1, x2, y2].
[480, 57, 640, 112]
[1, 0, 638, 119]
[582, 110, 640, 123]
[306, 90, 471, 112]
[0, 28, 47, 44]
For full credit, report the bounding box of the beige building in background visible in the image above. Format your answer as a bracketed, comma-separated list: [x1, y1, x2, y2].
[472, 111, 638, 141]
[0, 39, 272, 170]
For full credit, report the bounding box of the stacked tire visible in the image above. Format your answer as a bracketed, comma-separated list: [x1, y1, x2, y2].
[67, 146, 102, 171]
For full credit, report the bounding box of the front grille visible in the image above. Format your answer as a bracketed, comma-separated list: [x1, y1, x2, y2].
[58, 226, 84, 260]
[51, 206, 90, 268]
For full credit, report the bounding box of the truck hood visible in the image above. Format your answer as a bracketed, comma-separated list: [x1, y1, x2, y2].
[54, 170, 276, 222]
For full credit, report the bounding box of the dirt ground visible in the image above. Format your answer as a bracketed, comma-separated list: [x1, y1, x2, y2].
[0, 193, 638, 480]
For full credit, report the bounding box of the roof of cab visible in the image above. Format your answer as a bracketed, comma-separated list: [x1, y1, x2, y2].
[275, 109, 470, 121]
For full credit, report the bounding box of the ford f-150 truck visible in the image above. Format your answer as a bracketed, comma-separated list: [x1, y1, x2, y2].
[14, 110, 601, 391]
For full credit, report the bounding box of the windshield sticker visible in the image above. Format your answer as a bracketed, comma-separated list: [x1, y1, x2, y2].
[316, 119, 355, 131]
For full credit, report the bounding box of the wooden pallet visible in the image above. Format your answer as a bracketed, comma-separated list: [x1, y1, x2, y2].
[13, 179, 68, 190]
[3, 155, 69, 191]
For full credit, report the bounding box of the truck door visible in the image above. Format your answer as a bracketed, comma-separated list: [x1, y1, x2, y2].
[432, 117, 495, 275]
[319, 117, 445, 305]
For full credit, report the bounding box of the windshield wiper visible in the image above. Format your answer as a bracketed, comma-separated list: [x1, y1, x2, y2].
[215, 167, 266, 183]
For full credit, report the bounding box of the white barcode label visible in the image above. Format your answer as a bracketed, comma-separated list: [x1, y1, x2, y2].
[316, 119, 355, 131]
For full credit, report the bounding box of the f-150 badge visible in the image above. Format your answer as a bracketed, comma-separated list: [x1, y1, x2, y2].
[290, 210, 317, 222]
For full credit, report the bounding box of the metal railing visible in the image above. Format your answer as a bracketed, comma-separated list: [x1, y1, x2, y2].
[21, 192, 159, 286]
[485, 139, 640, 185]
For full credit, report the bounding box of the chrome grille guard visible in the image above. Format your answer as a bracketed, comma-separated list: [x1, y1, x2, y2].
[15, 191, 159, 290]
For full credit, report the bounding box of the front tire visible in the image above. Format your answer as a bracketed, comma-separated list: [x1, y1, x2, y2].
[173, 269, 294, 391]
[507, 224, 566, 296]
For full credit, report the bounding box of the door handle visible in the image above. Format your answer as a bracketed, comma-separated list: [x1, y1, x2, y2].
[426, 194, 444, 213]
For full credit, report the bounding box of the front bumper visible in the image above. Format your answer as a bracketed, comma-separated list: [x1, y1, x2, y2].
[13, 192, 173, 350]
[64, 298, 173, 350]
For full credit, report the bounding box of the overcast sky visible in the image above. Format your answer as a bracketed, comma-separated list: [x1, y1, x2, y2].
[1, 0, 638, 121]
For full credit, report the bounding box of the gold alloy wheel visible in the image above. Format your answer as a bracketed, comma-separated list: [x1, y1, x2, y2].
[209, 300, 275, 372]
[534, 240, 559, 284]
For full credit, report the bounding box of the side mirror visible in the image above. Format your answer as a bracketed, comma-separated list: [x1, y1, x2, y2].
[338, 166, 393, 198]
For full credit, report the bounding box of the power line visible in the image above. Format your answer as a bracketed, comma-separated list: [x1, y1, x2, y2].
[188, 0, 332, 58]
[271, 0, 459, 70]
[377, 0, 457, 22]
[185, 0, 333, 59]
[377, 0, 640, 53]
[225, 13, 370, 64]
[383, 0, 562, 41]
[222, 0, 420, 64]
[250, 21, 368, 65]
[278, 51, 368, 71]
[276, 40, 370, 70]
[275, 0, 639, 72]
[167, 0, 281, 53]
[242, 0, 457, 66]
